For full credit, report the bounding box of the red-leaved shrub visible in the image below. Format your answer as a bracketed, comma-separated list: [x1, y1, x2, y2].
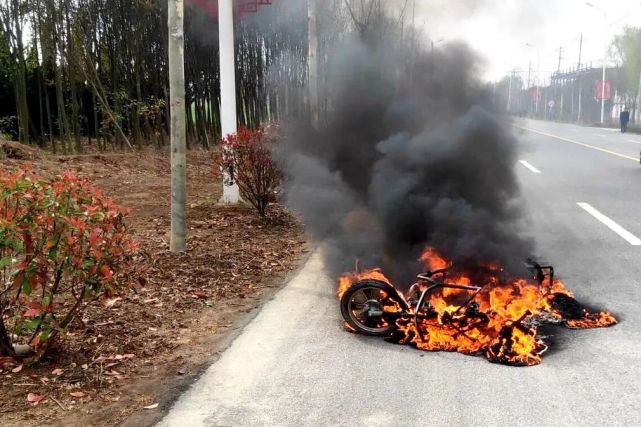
[215, 126, 283, 217]
[0, 168, 145, 362]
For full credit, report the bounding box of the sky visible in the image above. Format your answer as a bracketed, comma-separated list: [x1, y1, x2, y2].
[414, 0, 641, 83]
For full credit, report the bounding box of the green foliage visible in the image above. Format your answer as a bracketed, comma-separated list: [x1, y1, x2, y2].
[0, 168, 146, 361]
[0, 116, 18, 140]
[612, 26, 641, 96]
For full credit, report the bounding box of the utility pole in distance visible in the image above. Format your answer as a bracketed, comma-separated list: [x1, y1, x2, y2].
[577, 33, 583, 122]
[168, 0, 187, 252]
[507, 71, 514, 113]
[557, 46, 564, 72]
[527, 62, 532, 115]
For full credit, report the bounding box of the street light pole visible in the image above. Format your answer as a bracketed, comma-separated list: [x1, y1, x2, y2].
[586, 2, 608, 124]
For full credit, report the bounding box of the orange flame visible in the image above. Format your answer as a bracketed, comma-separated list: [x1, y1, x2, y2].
[338, 247, 617, 366]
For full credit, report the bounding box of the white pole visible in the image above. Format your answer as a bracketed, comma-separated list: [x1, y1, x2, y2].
[219, 0, 241, 204]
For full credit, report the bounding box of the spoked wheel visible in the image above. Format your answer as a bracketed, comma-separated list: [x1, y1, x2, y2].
[340, 280, 407, 337]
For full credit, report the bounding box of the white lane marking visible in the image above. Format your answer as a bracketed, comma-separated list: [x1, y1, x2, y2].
[519, 160, 541, 174]
[577, 203, 641, 246]
[516, 126, 638, 162]
[592, 133, 607, 137]
[627, 139, 641, 145]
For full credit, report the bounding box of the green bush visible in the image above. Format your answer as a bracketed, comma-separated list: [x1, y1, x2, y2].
[0, 168, 146, 362]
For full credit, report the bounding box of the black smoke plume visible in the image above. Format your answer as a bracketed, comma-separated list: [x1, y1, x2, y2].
[278, 35, 533, 287]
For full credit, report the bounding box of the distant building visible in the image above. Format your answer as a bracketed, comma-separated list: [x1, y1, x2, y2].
[523, 65, 631, 125]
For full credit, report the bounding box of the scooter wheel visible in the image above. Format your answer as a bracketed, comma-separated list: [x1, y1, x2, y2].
[340, 280, 406, 337]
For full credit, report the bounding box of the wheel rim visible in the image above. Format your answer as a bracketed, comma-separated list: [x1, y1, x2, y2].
[347, 286, 395, 333]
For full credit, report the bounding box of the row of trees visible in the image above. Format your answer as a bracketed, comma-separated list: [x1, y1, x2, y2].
[0, 0, 381, 152]
[611, 26, 641, 121]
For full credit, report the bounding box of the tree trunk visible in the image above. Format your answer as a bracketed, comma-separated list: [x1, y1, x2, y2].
[10, 0, 29, 145]
[168, 0, 187, 252]
[308, 0, 319, 127]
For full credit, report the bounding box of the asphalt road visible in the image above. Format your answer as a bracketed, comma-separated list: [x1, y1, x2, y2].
[159, 119, 641, 427]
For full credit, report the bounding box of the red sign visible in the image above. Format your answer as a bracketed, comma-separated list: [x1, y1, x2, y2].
[530, 88, 541, 102]
[596, 80, 612, 100]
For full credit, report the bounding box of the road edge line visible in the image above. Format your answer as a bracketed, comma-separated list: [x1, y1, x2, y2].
[516, 126, 638, 162]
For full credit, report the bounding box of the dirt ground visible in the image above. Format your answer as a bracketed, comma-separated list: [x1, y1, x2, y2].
[0, 143, 308, 426]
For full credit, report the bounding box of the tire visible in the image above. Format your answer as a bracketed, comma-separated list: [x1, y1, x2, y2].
[340, 280, 407, 337]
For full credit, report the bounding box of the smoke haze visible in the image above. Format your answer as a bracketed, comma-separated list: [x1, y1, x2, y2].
[278, 33, 534, 287]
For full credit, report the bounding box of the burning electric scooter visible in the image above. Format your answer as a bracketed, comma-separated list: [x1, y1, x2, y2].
[338, 248, 617, 366]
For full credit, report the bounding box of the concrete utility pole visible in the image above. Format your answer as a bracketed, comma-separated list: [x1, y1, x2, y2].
[556, 46, 564, 119]
[557, 46, 564, 72]
[636, 68, 641, 123]
[525, 42, 540, 115]
[308, 0, 319, 127]
[577, 33, 583, 122]
[219, 0, 241, 204]
[507, 71, 513, 113]
[168, 0, 187, 252]
[527, 62, 532, 114]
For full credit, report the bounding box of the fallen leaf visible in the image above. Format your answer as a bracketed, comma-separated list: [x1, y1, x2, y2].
[70, 391, 85, 398]
[81, 364, 88, 370]
[143, 403, 159, 410]
[191, 291, 209, 299]
[0, 357, 17, 369]
[27, 393, 45, 405]
[101, 297, 122, 308]
[52, 368, 63, 376]
[95, 320, 115, 327]
[114, 353, 135, 360]
[23, 308, 42, 318]
[12, 365, 23, 373]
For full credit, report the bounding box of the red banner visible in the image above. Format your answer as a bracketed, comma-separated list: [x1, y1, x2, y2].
[596, 80, 612, 100]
